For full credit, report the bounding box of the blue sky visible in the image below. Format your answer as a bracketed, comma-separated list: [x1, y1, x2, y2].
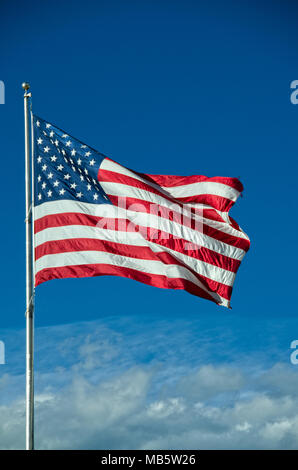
[0, 0, 298, 449]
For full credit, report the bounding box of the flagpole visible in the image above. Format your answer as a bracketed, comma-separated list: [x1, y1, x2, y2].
[23, 82, 35, 451]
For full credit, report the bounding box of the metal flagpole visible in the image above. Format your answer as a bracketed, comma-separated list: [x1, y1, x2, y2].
[23, 82, 35, 450]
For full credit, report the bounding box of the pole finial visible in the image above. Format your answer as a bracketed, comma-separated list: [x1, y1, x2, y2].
[22, 82, 30, 91]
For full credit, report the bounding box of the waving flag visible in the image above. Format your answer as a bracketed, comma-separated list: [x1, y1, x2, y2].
[33, 116, 250, 308]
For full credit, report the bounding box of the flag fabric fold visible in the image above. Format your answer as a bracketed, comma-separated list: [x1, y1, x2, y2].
[33, 115, 250, 308]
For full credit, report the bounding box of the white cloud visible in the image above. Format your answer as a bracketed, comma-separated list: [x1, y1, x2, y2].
[1, 362, 298, 449]
[235, 421, 251, 432]
[1, 319, 298, 449]
[176, 364, 245, 401]
[147, 397, 185, 418]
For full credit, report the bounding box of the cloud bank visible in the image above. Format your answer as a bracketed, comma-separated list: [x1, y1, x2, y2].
[0, 317, 297, 449]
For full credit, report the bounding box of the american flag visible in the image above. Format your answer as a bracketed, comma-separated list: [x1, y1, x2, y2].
[33, 115, 250, 308]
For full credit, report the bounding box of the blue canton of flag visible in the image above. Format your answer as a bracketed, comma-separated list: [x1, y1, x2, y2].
[33, 116, 111, 206]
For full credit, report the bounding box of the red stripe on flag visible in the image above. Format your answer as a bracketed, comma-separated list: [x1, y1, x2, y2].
[35, 211, 241, 273]
[35, 212, 100, 234]
[107, 194, 250, 252]
[99, 168, 236, 212]
[35, 263, 222, 305]
[35, 237, 233, 300]
[140, 173, 244, 192]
